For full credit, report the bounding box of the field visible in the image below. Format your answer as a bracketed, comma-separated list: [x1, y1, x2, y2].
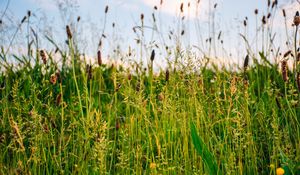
[0, 0, 300, 174]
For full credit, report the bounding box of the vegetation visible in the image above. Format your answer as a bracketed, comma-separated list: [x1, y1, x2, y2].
[0, 0, 299, 174]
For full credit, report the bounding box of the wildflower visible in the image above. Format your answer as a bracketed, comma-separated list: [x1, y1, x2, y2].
[50, 73, 57, 85]
[270, 164, 275, 169]
[150, 162, 156, 169]
[276, 167, 285, 175]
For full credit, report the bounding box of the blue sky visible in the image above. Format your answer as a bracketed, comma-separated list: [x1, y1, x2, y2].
[0, 0, 299, 67]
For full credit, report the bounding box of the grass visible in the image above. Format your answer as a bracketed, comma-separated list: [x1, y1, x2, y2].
[0, 1, 300, 175]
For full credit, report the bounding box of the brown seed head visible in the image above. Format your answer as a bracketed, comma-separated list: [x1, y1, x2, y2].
[272, 0, 278, 8]
[243, 55, 249, 71]
[141, 13, 144, 21]
[282, 9, 286, 17]
[283, 50, 292, 58]
[180, 3, 184, 13]
[150, 49, 155, 61]
[40, 50, 47, 64]
[181, 30, 185, 35]
[66, 25, 72, 39]
[281, 60, 288, 82]
[294, 11, 300, 26]
[97, 50, 102, 66]
[165, 69, 169, 82]
[127, 73, 132, 80]
[262, 16, 266, 25]
[27, 10, 31, 17]
[86, 64, 92, 80]
[105, 6, 109, 14]
[254, 9, 258, 15]
[214, 3, 217, 8]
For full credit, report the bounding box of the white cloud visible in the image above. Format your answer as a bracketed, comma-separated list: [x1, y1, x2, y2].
[142, 0, 210, 19]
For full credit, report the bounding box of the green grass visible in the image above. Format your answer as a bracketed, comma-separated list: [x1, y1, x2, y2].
[0, 2, 300, 174]
[0, 45, 299, 174]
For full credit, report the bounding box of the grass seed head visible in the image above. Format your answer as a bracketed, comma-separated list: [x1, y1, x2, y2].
[40, 50, 47, 64]
[283, 50, 292, 58]
[294, 11, 300, 26]
[165, 69, 169, 82]
[272, 0, 278, 8]
[282, 9, 286, 17]
[262, 16, 267, 25]
[243, 55, 249, 71]
[86, 64, 92, 80]
[150, 49, 155, 61]
[281, 60, 288, 82]
[66, 25, 72, 39]
[105, 6, 109, 14]
[180, 3, 184, 13]
[97, 50, 102, 66]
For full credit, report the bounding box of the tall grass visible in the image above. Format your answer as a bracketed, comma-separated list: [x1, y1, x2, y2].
[0, 1, 300, 175]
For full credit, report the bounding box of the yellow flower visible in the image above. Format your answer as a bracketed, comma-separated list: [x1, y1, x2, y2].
[270, 164, 275, 169]
[276, 167, 285, 175]
[150, 162, 156, 169]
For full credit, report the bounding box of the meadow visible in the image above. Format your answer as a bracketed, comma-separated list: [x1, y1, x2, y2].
[0, 0, 300, 174]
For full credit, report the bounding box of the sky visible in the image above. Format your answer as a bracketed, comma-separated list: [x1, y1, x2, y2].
[0, 0, 299, 68]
